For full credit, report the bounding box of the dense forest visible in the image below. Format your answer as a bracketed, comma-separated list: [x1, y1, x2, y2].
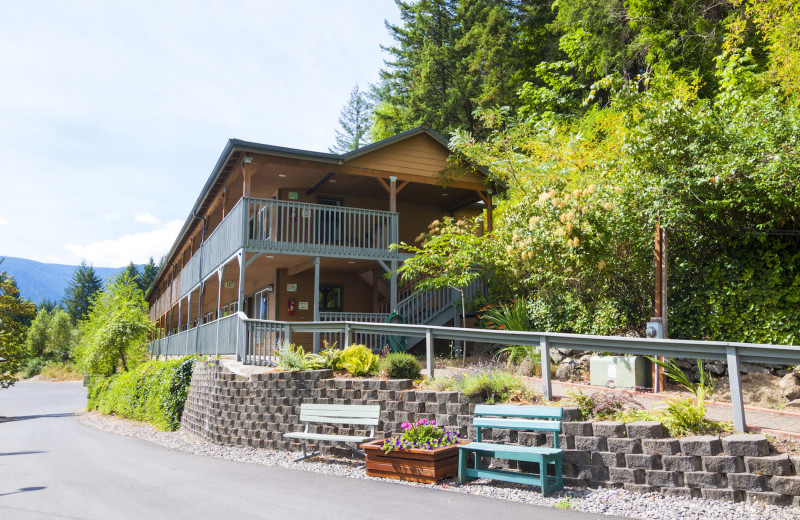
[369, 0, 800, 344]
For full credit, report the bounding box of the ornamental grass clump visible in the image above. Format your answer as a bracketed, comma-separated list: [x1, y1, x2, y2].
[381, 418, 461, 453]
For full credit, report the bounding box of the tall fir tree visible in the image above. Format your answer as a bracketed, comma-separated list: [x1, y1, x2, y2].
[62, 261, 103, 325]
[329, 84, 373, 152]
[139, 257, 158, 293]
[121, 262, 140, 286]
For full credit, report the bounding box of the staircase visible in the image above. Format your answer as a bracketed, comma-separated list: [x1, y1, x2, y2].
[383, 277, 485, 350]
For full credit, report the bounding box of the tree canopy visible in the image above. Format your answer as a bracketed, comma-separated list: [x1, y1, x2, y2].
[63, 261, 103, 325]
[0, 270, 36, 388]
[330, 84, 374, 152]
[74, 273, 152, 376]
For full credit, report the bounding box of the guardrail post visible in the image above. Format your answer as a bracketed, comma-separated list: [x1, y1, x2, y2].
[726, 345, 747, 432]
[540, 336, 552, 401]
[425, 328, 434, 379]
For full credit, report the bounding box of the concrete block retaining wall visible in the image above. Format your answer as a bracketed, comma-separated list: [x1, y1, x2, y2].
[182, 361, 800, 505]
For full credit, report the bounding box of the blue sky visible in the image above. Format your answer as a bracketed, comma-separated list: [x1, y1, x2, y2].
[0, 1, 400, 267]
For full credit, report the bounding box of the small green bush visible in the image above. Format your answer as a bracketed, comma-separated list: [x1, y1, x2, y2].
[86, 356, 196, 431]
[449, 369, 536, 404]
[306, 343, 342, 370]
[21, 358, 47, 378]
[276, 343, 310, 371]
[339, 344, 378, 377]
[380, 353, 422, 379]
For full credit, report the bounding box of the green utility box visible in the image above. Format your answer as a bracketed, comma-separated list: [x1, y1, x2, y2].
[589, 356, 651, 389]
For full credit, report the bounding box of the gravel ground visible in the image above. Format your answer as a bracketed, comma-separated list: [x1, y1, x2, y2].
[77, 411, 798, 520]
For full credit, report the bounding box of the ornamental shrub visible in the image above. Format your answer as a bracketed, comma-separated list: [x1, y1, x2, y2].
[339, 344, 378, 377]
[87, 356, 196, 431]
[380, 353, 422, 379]
[276, 343, 310, 371]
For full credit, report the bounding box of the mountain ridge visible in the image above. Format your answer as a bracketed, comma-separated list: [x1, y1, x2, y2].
[0, 256, 142, 304]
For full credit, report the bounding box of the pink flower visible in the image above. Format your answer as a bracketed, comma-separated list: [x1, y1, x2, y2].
[401, 422, 411, 430]
[430, 420, 436, 425]
[417, 419, 428, 426]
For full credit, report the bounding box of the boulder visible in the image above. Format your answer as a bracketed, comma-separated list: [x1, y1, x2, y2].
[556, 362, 573, 381]
[550, 349, 563, 364]
[707, 362, 727, 376]
[517, 356, 535, 377]
[793, 365, 800, 378]
[779, 373, 800, 401]
[786, 399, 800, 408]
[738, 362, 771, 375]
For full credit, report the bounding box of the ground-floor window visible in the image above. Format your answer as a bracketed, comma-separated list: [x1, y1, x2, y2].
[319, 284, 342, 312]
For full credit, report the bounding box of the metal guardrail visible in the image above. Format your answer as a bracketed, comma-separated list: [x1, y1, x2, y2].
[152, 312, 800, 432]
[242, 317, 800, 433]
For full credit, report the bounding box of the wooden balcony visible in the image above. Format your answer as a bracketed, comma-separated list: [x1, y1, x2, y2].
[178, 197, 399, 297]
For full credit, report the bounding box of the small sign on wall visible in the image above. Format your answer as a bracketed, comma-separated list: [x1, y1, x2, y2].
[298, 301, 309, 310]
[288, 192, 299, 200]
[225, 281, 234, 288]
[286, 283, 297, 292]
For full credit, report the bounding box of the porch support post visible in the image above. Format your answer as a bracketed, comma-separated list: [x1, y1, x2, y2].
[313, 256, 321, 353]
[390, 260, 398, 313]
[186, 294, 192, 355]
[196, 282, 203, 353]
[540, 336, 552, 401]
[727, 345, 747, 432]
[389, 175, 397, 212]
[486, 191, 493, 233]
[215, 266, 225, 356]
[237, 251, 245, 315]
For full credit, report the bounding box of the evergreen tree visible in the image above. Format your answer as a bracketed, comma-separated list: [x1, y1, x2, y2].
[122, 262, 139, 284]
[36, 298, 60, 313]
[329, 84, 373, 152]
[62, 261, 103, 325]
[139, 257, 158, 293]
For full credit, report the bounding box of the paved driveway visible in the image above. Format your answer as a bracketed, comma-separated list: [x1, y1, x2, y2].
[0, 382, 625, 520]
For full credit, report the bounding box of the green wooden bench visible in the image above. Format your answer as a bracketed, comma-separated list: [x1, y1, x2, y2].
[283, 403, 381, 461]
[458, 405, 564, 495]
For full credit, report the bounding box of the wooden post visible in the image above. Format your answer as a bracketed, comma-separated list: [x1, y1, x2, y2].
[726, 346, 747, 432]
[389, 176, 397, 212]
[653, 223, 667, 391]
[215, 267, 224, 356]
[540, 336, 552, 401]
[313, 256, 321, 353]
[344, 323, 352, 348]
[237, 252, 246, 318]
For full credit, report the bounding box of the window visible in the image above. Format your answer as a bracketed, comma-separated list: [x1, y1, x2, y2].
[318, 284, 343, 312]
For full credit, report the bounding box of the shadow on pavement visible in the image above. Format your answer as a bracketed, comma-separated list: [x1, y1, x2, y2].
[0, 413, 75, 422]
[0, 486, 46, 497]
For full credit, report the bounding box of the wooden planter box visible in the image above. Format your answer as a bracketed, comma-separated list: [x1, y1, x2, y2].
[361, 439, 470, 484]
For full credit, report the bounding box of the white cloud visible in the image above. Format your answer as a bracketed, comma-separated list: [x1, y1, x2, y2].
[135, 212, 160, 225]
[104, 212, 121, 221]
[0, 218, 8, 226]
[64, 220, 182, 267]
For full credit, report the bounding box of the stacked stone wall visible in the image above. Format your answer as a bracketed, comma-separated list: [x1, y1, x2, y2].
[182, 361, 800, 505]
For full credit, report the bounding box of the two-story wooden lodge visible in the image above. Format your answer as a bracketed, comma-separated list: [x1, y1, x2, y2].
[146, 126, 493, 357]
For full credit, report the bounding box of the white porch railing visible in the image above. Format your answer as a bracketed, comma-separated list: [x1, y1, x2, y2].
[319, 312, 391, 350]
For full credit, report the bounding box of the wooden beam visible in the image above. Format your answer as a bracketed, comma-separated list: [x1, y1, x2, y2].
[287, 257, 317, 277]
[475, 190, 489, 205]
[376, 177, 390, 193]
[396, 181, 410, 194]
[443, 194, 481, 212]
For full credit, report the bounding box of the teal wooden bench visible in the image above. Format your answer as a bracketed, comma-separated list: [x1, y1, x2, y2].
[283, 403, 381, 461]
[458, 405, 563, 495]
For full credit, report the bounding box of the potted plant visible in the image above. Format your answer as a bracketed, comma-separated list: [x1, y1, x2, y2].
[361, 419, 469, 483]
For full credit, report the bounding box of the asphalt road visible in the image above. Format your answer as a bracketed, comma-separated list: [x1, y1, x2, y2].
[0, 382, 626, 520]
